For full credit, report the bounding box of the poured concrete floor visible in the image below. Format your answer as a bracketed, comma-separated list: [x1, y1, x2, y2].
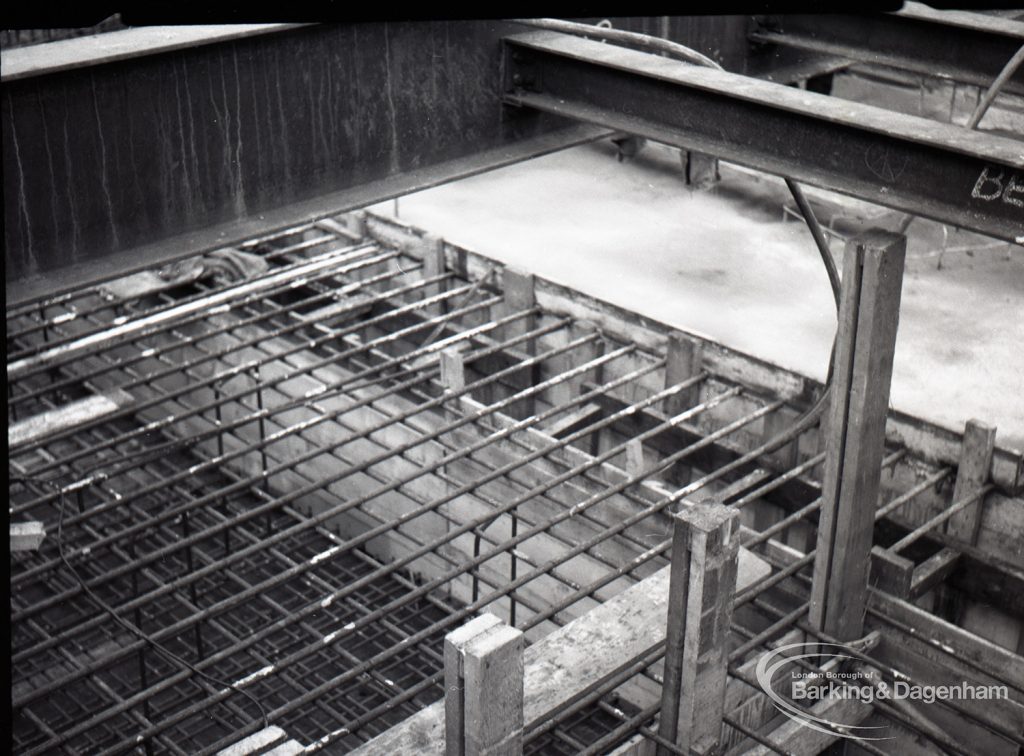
[372, 139, 1024, 449]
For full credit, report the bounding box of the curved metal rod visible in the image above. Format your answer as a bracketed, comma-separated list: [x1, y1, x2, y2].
[515, 18, 842, 429]
[968, 43, 1024, 130]
[900, 42, 1024, 233]
[512, 17, 722, 70]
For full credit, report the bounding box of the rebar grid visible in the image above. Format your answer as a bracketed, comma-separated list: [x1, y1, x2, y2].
[8, 219, 982, 756]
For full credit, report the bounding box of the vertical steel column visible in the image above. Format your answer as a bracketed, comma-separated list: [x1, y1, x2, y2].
[811, 230, 906, 641]
[444, 613, 525, 756]
[657, 501, 740, 756]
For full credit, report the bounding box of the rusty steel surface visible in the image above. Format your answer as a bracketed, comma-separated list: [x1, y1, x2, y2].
[750, 7, 1024, 95]
[2, 21, 572, 284]
[504, 31, 1024, 244]
[7, 15, 1023, 297]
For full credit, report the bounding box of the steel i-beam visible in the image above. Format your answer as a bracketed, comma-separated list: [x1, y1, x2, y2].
[751, 5, 1024, 96]
[503, 31, 1024, 244]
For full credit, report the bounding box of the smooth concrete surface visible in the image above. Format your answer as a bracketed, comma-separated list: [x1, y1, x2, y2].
[371, 139, 1024, 449]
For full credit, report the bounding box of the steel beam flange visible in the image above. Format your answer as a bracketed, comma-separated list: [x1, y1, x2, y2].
[503, 31, 1024, 245]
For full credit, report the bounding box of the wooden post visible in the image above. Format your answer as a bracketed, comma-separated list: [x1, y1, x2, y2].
[503, 268, 537, 418]
[869, 545, 914, 598]
[946, 419, 996, 543]
[419, 233, 447, 316]
[502, 267, 536, 343]
[762, 405, 800, 471]
[441, 346, 467, 393]
[626, 438, 645, 479]
[810, 230, 906, 641]
[658, 501, 740, 755]
[665, 332, 703, 418]
[933, 419, 996, 619]
[444, 613, 524, 756]
[551, 319, 601, 408]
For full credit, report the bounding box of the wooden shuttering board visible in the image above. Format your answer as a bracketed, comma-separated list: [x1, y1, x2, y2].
[8, 389, 134, 449]
[364, 211, 1024, 496]
[350, 550, 770, 755]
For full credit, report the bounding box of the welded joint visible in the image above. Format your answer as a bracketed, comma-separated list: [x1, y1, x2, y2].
[444, 613, 524, 756]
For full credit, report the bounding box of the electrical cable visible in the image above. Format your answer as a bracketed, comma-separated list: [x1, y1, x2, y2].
[515, 18, 843, 435]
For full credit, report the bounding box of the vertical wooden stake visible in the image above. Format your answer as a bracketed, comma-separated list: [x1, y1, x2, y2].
[762, 406, 800, 471]
[626, 438, 645, 479]
[420, 233, 447, 316]
[665, 332, 703, 418]
[869, 545, 915, 598]
[571, 320, 605, 455]
[946, 419, 996, 543]
[551, 319, 601, 408]
[441, 346, 467, 393]
[658, 502, 740, 756]
[934, 419, 996, 620]
[444, 614, 524, 756]
[503, 267, 536, 344]
[345, 210, 368, 239]
[811, 230, 906, 641]
[503, 267, 537, 418]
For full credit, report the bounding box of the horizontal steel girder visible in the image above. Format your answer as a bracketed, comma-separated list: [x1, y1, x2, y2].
[750, 5, 1024, 95]
[2, 22, 580, 292]
[503, 31, 1024, 244]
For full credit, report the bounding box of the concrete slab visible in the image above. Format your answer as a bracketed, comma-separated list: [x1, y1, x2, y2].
[371, 139, 1024, 450]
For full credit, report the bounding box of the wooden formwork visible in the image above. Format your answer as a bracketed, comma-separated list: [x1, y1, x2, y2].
[7, 210, 1023, 755]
